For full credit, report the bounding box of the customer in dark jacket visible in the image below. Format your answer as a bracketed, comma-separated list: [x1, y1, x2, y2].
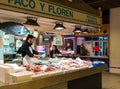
[50, 45, 60, 58]
[65, 42, 73, 51]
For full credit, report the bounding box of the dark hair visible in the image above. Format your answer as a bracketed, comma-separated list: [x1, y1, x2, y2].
[26, 34, 35, 41]
[53, 45, 57, 49]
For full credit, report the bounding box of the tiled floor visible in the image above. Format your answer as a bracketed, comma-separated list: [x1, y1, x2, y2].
[102, 72, 120, 89]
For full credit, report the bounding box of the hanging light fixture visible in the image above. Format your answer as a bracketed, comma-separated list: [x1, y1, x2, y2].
[24, 16, 40, 26]
[82, 28, 89, 34]
[53, 22, 66, 30]
[73, 26, 82, 33]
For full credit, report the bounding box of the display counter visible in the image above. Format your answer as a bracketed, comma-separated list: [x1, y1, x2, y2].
[79, 56, 109, 59]
[0, 65, 107, 89]
[79, 56, 109, 72]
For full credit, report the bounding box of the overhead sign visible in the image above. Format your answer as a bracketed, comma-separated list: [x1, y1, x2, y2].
[0, 0, 101, 27]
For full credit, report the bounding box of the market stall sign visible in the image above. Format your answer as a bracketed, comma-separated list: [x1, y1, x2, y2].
[0, 0, 101, 27]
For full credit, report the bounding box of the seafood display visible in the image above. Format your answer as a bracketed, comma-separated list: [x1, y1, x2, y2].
[23, 57, 93, 73]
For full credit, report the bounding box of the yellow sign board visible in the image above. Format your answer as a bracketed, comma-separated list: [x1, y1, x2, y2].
[0, 0, 101, 27]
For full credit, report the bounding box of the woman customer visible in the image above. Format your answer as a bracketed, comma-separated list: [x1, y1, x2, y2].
[50, 45, 61, 58]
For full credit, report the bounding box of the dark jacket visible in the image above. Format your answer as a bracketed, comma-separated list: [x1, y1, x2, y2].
[65, 46, 73, 51]
[50, 49, 60, 58]
[17, 41, 39, 57]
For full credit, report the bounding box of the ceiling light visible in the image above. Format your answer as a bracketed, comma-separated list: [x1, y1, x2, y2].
[53, 22, 66, 30]
[73, 26, 82, 33]
[103, 30, 107, 34]
[24, 16, 40, 26]
[82, 28, 89, 34]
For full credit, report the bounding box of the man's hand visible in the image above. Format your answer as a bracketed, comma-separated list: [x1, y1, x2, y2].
[33, 54, 40, 58]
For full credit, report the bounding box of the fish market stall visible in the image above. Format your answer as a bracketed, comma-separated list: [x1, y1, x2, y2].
[0, 57, 107, 89]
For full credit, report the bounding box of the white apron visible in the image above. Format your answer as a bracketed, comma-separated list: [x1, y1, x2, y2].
[23, 47, 38, 65]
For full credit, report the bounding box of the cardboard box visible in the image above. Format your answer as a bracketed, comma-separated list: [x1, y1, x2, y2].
[0, 65, 12, 83]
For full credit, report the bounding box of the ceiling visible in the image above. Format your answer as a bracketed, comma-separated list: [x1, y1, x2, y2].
[83, 0, 120, 24]
[83, 0, 120, 11]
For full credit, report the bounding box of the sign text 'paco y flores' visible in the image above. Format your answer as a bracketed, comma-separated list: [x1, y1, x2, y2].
[0, 0, 100, 26]
[7, 0, 74, 18]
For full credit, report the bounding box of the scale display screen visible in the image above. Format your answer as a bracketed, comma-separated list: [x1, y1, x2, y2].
[37, 45, 46, 58]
